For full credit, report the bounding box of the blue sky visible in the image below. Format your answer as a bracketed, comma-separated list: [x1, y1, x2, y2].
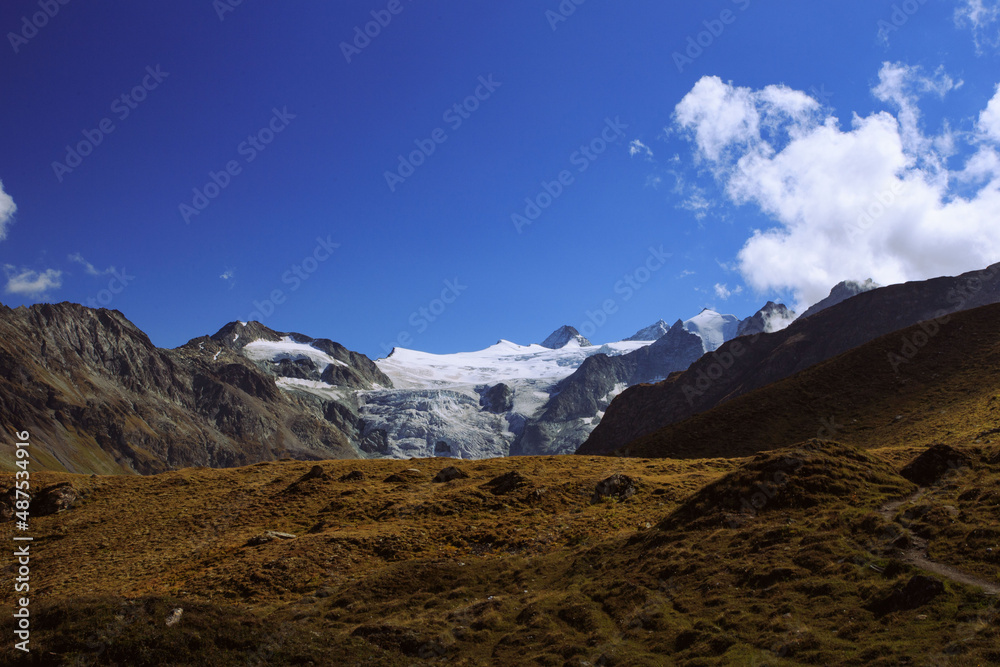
[1, 1, 999, 359]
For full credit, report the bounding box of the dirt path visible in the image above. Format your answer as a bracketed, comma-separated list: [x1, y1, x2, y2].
[879, 489, 1000, 596]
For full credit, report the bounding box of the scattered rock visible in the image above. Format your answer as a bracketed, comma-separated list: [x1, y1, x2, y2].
[901, 444, 970, 486]
[592, 474, 638, 504]
[31, 483, 79, 516]
[339, 470, 366, 482]
[869, 575, 945, 615]
[165, 608, 183, 627]
[296, 465, 327, 483]
[483, 471, 528, 495]
[246, 530, 297, 546]
[432, 466, 470, 483]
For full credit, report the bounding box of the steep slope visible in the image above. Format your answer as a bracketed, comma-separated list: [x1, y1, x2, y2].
[578, 263, 1000, 456]
[0, 304, 382, 474]
[615, 301, 1000, 459]
[798, 278, 880, 319]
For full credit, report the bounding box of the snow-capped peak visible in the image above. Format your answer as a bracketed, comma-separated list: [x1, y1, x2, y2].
[540, 325, 592, 349]
[682, 308, 740, 352]
[624, 319, 671, 342]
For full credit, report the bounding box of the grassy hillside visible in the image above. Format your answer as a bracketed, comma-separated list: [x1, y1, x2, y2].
[2, 446, 997, 665]
[615, 302, 1000, 461]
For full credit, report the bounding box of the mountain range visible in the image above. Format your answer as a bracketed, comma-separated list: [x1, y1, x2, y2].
[0, 292, 805, 473]
[7, 266, 1000, 474]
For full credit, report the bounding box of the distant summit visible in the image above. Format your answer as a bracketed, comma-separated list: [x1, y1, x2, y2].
[625, 319, 671, 342]
[540, 325, 592, 349]
[735, 301, 797, 337]
[682, 308, 740, 352]
[800, 279, 880, 320]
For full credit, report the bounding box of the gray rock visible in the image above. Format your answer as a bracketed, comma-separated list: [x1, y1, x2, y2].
[479, 383, 514, 413]
[592, 474, 638, 503]
[432, 466, 470, 483]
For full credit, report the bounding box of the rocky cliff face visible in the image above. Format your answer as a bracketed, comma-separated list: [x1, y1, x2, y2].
[512, 320, 707, 455]
[0, 304, 382, 474]
[578, 263, 1000, 456]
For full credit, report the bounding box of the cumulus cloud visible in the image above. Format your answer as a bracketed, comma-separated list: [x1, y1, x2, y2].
[956, 0, 1000, 52]
[714, 283, 742, 300]
[980, 84, 1000, 142]
[673, 65, 1000, 312]
[68, 253, 114, 276]
[0, 180, 16, 242]
[4, 265, 62, 298]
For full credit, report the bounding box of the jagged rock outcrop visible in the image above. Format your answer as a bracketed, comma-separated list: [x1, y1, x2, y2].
[540, 325, 591, 349]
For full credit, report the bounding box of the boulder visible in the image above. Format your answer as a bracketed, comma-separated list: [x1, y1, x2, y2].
[484, 471, 528, 495]
[901, 444, 970, 486]
[592, 474, 638, 504]
[31, 483, 79, 516]
[432, 466, 470, 483]
[339, 470, 366, 482]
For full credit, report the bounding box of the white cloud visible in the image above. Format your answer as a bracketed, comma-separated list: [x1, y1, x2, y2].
[678, 269, 695, 279]
[956, 0, 1000, 52]
[0, 180, 16, 242]
[681, 191, 712, 219]
[220, 270, 234, 281]
[629, 139, 654, 159]
[980, 84, 1000, 142]
[673, 67, 1000, 312]
[68, 253, 114, 276]
[714, 283, 742, 300]
[4, 265, 62, 298]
